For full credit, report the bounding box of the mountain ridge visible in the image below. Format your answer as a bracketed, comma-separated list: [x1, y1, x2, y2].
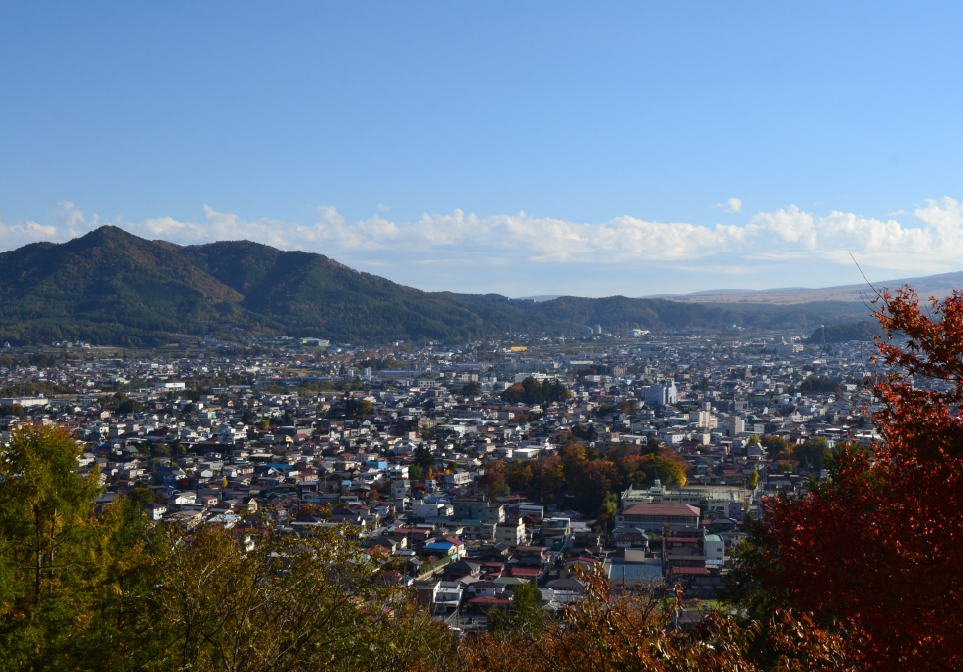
[0, 226, 879, 345]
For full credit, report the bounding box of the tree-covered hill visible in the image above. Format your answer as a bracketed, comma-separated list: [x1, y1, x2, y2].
[804, 320, 881, 343]
[0, 226, 871, 345]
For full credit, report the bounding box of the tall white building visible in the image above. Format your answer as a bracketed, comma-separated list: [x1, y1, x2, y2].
[693, 402, 717, 429]
[641, 381, 678, 406]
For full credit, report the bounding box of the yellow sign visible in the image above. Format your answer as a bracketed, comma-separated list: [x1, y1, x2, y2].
[510, 346, 528, 351]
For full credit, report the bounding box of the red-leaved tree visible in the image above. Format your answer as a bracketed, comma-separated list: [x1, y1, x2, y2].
[744, 286, 963, 670]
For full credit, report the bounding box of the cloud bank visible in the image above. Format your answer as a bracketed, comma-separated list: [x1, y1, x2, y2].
[3, 198, 963, 280]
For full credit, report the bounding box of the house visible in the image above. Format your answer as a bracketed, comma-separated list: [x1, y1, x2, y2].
[663, 535, 707, 571]
[368, 537, 400, 554]
[443, 560, 481, 581]
[169, 491, 197, 508]
[155, 465, 187, 487]
[387, 527, 433, 547]
[442, 536, 467, 558]
[452, 496, 505, 524]
[372, 502, 395, 518]
[514, 546, 551, 566]
[423, 539, 462, 560]
[606, 552, 663, 588]
[423, 580, 464, 614]
[705, 533, 725, 567]
[390, 479, 410, 499]
[442, 520, 496, 541]
[147, 504, 167, 521]
[507, 565, 543, 581]
[413, 501, 452, 519]
[444, 470, 471, 488]
[297, 479, 340, 504]
[541, 517, 572, 540]
[495, 517, 527, 546]
[413, 581, 441, 607]
[615, 503, 701, 531]
[611, 527, 649, 549]
[466, 580, 502, 600]
[517, 503, 544, 521]
[480, 562, 505, 578]
[329, 510, 367, 528]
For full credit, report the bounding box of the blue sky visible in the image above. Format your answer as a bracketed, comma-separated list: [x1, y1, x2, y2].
[2, 2, 962, 296]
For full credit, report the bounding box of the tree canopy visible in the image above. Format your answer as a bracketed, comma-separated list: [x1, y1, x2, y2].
[0, 426, 453, 672]
[500, 377, 573, 405]
[799, 377, 841, 394]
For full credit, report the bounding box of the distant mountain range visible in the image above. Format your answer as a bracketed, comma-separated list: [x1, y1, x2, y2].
[0, 226, 884, 346]
[643, 271, 963, 304]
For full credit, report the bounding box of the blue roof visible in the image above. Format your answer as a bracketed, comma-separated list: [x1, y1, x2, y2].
[424, 542, 456, 551]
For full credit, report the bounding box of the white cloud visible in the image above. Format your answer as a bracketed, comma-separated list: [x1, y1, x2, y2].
[744, 198, 963, 271]
[4, 197, 963, 279]
[713, 197, 742, 213]
[749, 205, 816, 247]
[306, 198, 963, 272]
[26, 221, 57, 237]
[309, 209, 749, 262]
[0, 211, 64, 248]
[142, 205, 337, 249]
[378, 203, 391, 212]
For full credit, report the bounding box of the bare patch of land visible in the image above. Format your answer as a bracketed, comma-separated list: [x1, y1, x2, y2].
[646, 270, 963, 305]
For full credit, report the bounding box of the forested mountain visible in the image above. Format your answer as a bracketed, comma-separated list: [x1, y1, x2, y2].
[0, 226, 870, 345]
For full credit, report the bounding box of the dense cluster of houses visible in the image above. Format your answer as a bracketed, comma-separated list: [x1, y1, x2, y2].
[0, 332, 904, 628]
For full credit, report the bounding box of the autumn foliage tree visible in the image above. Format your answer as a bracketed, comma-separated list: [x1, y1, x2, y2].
[618, 452, 688, 488]
[500, 377, 572, 405]
[760, 434, 789, 459]
[458, 566, 863, 672]
[730, 286, 963, 670]
[497, 441, 690, 515]
[0, 426, 454, 672]
[477, 461, 510, 499]
[150, 521, 451, 672]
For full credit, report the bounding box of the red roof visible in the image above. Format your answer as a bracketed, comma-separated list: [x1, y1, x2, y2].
[668, 566, 711, 575]
[564, 556, 597, 565]
[508, 566, 542, 578]
[621, 503, 700, 516]
[468, 596, 510, 605]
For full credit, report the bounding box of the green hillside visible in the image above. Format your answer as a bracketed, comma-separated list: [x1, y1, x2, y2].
[0, 226, 872, 345]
